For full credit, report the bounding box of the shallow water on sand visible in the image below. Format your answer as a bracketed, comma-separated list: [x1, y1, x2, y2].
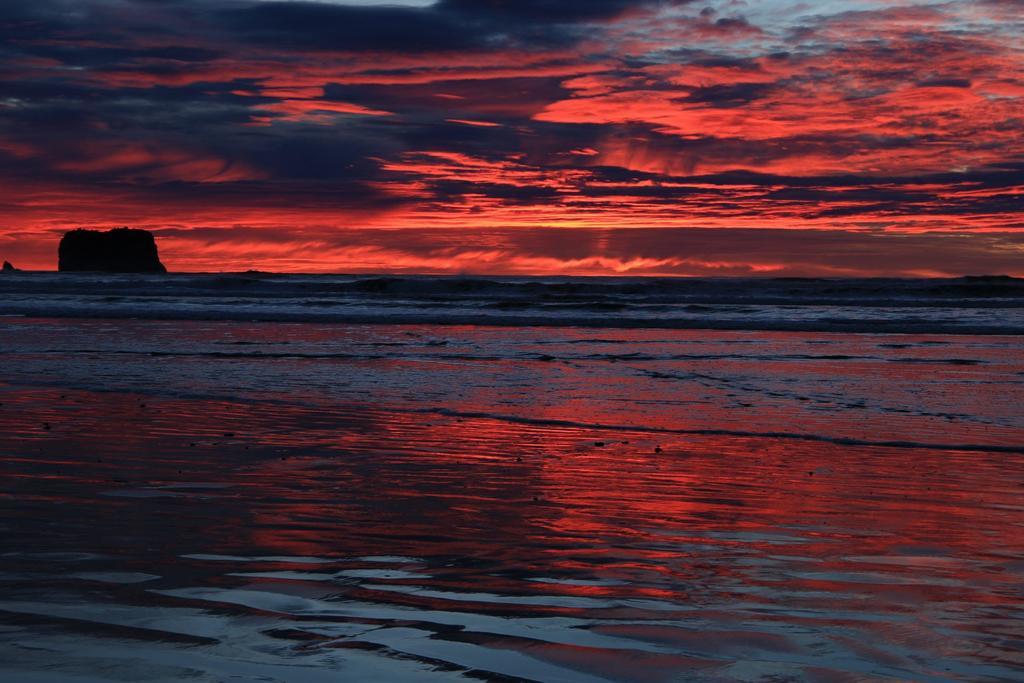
[1, 319, 1023, 681]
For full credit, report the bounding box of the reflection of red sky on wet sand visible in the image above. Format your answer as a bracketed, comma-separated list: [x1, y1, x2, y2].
[6, 381, 1024, 573]
[2, 382, 1023, 678]
[3, 317, 1022, 448]
[1, 317, 1022, 681]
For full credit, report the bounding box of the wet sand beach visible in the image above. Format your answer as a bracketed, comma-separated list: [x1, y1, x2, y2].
[1, 318, 1023, 681]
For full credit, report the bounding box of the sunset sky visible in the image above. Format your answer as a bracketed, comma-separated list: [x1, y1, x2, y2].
[1, 0, 1022, 275]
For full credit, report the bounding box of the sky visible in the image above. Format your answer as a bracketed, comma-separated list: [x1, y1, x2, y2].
[0, 0, 1022, 275]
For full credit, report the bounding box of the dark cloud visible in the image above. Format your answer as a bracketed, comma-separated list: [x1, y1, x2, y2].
[322, 75, 568, 120]
[216, 0, 673, 53]
[217, 2, 481, 52]
[427, 179, 561, 203]
[916, 78, 972, 88]
[437, 0, 654, 22]
[680, 82, 775, 106]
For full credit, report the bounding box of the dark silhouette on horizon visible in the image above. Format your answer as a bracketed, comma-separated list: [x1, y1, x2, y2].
[1, 260, 16, 272]
[58, 228, 166, 273]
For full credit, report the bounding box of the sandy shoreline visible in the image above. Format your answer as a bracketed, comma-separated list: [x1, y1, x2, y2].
[1, 320, 1023, 681]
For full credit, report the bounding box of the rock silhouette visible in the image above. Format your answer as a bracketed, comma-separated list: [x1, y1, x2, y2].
[1, 261, 16, 272]
[58, 228, 166, 273]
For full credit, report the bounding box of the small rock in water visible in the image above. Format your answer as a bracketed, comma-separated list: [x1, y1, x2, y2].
[654, 446, 662, 453]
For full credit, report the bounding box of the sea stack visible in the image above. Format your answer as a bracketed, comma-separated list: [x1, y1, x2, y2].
[1, 261, 16, 272]
[58, 228, 166, 273]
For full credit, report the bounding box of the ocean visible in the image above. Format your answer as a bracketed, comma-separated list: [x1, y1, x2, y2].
[1, 272, 1023, 333]
[1, 273, 1022, 681]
